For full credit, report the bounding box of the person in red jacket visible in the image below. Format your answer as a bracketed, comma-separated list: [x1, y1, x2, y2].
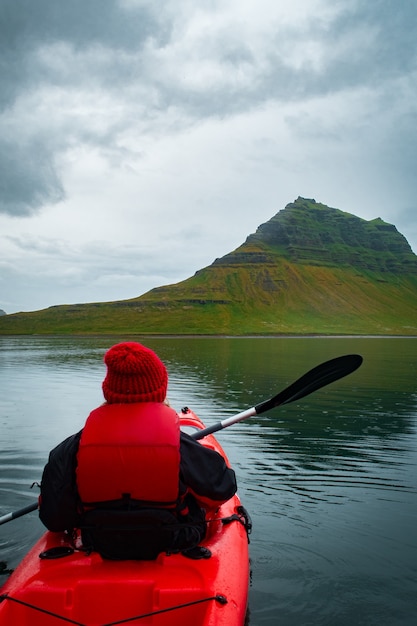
[39, 342, 237, 559]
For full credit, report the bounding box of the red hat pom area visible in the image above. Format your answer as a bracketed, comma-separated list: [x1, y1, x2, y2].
[102, 342, 168, 404]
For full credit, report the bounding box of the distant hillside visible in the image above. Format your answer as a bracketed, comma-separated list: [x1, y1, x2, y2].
[1, 197, 416, 335]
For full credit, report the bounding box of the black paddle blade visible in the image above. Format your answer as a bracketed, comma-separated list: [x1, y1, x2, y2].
[255, 354, 363, 415]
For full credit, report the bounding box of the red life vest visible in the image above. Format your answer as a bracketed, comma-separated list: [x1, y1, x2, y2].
[76, 402, 180, 507]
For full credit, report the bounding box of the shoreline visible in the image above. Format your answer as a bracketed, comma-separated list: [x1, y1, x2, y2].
[1, 333, 416, 339]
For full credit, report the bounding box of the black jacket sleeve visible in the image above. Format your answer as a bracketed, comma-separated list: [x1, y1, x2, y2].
[39, 431, 83, 532]
[179, 432, 237, 504]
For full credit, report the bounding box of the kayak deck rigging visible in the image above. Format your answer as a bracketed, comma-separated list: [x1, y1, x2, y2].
[0, 591, 229, 626]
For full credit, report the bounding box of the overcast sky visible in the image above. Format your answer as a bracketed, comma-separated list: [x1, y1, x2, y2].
[1, 0, 416, 314]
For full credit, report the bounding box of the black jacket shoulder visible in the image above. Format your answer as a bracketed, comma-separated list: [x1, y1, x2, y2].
[39, 431, 82, 532]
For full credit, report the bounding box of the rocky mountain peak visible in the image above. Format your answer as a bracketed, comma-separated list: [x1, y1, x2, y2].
[241, 197, 416, 273]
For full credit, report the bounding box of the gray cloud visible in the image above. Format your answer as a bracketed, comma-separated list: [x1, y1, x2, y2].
[0, 0, 162, 215]
[0, 139, 64, 216]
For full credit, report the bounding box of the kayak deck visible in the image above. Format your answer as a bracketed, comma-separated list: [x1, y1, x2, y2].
[0, 409, 250, 626]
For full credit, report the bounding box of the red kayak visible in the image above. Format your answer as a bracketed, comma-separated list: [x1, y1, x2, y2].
[0, 408, 251, 626]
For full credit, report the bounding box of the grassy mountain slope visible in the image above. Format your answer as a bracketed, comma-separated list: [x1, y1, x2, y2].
[1, 197, 416, 335]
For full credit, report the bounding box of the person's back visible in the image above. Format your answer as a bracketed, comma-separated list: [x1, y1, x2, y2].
[39, 342, 237, 559]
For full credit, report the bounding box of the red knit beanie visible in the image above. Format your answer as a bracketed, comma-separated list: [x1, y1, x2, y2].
[102, 342, 168, 404]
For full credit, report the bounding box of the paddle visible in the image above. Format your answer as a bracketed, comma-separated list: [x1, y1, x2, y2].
[191, 353, 363, 440]
[0, 502, 38, 526]
[1, 354, 362, 526]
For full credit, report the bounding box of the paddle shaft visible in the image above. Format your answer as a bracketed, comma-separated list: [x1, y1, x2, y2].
[0, 502, 38, 526]
[191, 353, 363, 440]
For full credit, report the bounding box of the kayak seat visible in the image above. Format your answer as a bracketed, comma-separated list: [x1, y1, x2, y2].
[80, 507, 205, 560]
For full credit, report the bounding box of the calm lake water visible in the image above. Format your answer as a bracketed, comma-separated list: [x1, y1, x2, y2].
[0, 336, 416, 625]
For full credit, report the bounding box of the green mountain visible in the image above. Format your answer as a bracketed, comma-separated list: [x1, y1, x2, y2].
[1, 197, 417, 335]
